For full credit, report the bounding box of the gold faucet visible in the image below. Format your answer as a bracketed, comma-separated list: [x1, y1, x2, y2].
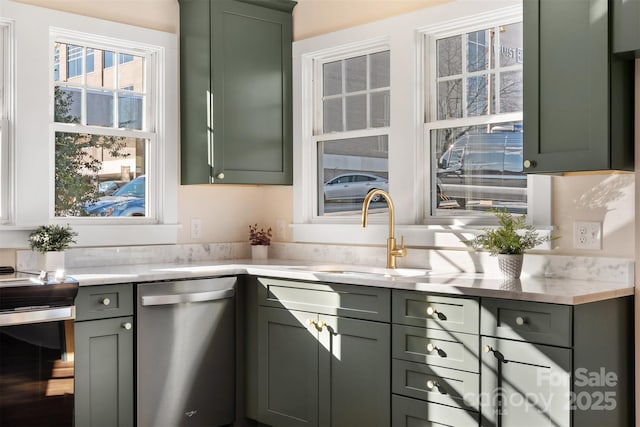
[361, 189, 407, 269]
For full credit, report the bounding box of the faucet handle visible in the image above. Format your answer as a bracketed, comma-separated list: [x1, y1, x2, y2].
[393, 235, 407, 258]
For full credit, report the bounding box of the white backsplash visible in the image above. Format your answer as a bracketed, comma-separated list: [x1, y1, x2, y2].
[17, 242, 634, 285]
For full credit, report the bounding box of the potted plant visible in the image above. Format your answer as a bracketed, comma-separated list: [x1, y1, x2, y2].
[464, 209, 554, 279]
[28, 224, 77, 272]
[249, 223, 272, 260]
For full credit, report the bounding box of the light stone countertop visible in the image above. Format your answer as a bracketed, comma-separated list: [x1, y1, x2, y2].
[63, 259, 634, 305]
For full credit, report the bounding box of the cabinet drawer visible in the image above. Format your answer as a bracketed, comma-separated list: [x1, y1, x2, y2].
[481, 298, 572, 347]
[393, 325, 479, 373]
[392, 359, 479, 412]
[257, 277, 390, 322]
[75, 284, 133, 321]
[393, 291, 479, 334]
[392, 394, 479, 427]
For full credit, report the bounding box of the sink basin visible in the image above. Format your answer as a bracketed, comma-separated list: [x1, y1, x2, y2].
[290, 265, 431, 280]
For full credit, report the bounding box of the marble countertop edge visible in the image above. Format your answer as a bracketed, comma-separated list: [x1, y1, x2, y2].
[62, 259, 635, 306]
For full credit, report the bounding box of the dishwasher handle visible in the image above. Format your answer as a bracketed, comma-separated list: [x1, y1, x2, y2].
[141, 288, 235, 306]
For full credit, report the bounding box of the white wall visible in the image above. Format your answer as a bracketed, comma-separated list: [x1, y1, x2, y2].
[13, 0, 635, 257]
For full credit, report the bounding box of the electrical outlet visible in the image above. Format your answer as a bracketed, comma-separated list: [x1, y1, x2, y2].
[190, 218, 202, 240]
[573, 221, 601, 250]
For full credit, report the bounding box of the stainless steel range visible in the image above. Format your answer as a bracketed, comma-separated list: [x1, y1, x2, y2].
[0, 269, 79, 426]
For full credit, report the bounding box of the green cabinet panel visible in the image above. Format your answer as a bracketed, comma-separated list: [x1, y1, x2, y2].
[392, 291, 479, 334]
[318, 315, 390, 427]
[392, 395, 479, 427]
[257, 277, 391, 322]
[257, 307, 391, 427]
[258, 307, 319, 426]
[612, 0, 640, 56]
[392, 324, 479, 373]
[480, 298, 572, 347]
[392, 359, 479, 412]
[523, 0, 633, 173]
[75, 316, 134, 427]
[480, 336, 571, 427]
[179, 0, 294, 185]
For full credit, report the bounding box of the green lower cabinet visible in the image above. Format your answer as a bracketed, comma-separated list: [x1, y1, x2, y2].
[480, 337, 571, 427]
[392, 394, 479, 427]
[75, 316, 134, 427]
[258, 307, 319, 426]
[257, 306, 390, 427]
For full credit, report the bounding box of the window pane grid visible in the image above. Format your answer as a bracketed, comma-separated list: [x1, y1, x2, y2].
[430, 21, 524, 217]
[55, 42, 147, 131]
[53, 38, 153, 219]
[320, 50, 390, 135]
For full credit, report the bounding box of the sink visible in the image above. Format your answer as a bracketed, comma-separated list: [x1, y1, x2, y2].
[289, 265, 431, 280]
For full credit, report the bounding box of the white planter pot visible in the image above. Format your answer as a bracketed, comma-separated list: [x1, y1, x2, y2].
[497, 254, 523, 279]
[251, 245, 269, 260]
[37, 251, 65, 272]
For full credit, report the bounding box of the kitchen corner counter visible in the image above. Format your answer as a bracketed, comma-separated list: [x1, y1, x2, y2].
[65, 259, 634, 305]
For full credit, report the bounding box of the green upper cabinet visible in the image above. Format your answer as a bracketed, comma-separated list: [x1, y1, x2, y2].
[612, 0, 640, 56]
[179, 0, 295, 185]
[523, 0, 634, 173]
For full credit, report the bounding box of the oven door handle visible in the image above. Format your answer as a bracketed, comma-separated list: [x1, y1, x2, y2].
[141, 288, 235, 306]
[0, 306, 75, 327]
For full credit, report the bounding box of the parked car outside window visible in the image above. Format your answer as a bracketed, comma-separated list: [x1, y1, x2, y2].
[436, 131, 526, 213]
[97, 180, 125, 196]
[86, 176, 145, 217]
[323, 173, 389, 202]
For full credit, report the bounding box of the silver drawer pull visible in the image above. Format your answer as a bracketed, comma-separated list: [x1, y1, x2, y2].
[426, 343, 438, 353]
[426, 306, 437, 316]
[122, 322, 132, 330]
[102, 298, 111, 306]
[515, 316, 526, 326]
[483, 345, 493, 353]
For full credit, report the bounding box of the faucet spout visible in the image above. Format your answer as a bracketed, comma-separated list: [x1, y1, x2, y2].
[361, 189, 406, 269]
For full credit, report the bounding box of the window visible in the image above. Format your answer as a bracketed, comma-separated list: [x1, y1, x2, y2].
[316, 49, 391, 217]
[0, 21, 11, 224]
[293, 3, 548, 245]
[66, 44, 82, 79]
[53, 37, 151, 219]
[427, 22, 525, 217]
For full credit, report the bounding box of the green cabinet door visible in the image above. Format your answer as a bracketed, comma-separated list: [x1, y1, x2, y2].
[179, 0, 294, 185]
[480, 337, 571, 427]
[258, 307, 319, 426]
[75, 316, 134, 427]
[318, 315, 390, 427]
[179, 0, 211, 185]
[612, 0, 640, 56]
[523, 0, 633, 173]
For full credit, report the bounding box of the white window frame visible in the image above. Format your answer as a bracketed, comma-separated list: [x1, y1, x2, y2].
[0, 1, 179, 248]
[50, 30, 158, 223]
[310, 39, 391, 222]
[292, 0, 551, 246]
[0, 19, 13, 225]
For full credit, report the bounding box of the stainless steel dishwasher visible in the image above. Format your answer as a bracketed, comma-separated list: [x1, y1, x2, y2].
[137, 277, 236, 427]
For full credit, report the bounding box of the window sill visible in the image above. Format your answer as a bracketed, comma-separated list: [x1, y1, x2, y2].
[0, 224, 181, 249]
[291, 223, 554, 250]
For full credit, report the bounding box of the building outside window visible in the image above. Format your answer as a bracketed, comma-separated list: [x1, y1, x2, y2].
[53, 37, 152, 218]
